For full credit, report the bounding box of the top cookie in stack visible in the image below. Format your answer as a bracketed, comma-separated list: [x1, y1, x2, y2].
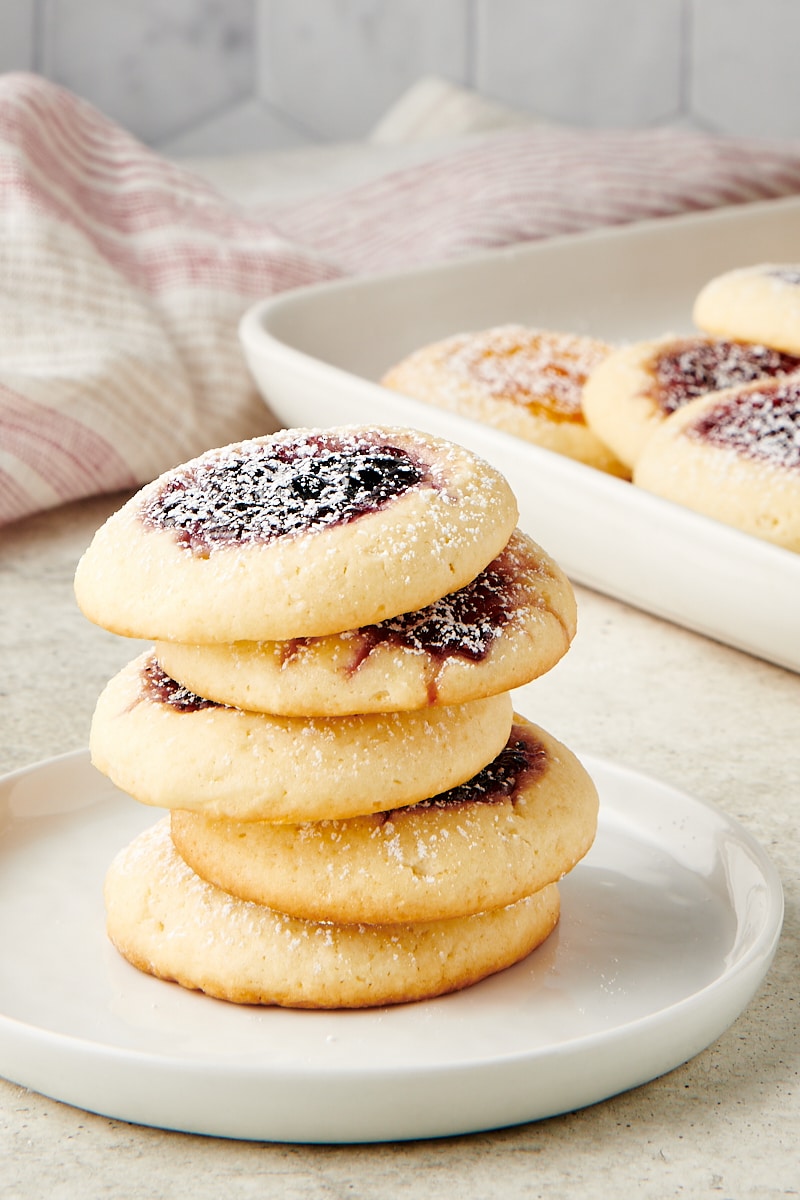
[76, 424, 596, 1009]
[75, 425, 520, 643]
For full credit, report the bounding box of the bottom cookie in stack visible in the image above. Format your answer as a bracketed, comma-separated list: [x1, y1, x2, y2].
[104, 716, 597, 1009]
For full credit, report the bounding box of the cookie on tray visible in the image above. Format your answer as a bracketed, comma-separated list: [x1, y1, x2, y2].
[633, 375, 800, 551]
[381, 324, 628, 477]
[104, 818, 561, 1009]
[154, 530, 578, 716]
[74, 426, 518, 643]
[90, 652, 514, 822]
[170, 715, 598, 924]
[693, 263, 800, 355]
[582, 333, 800, 471]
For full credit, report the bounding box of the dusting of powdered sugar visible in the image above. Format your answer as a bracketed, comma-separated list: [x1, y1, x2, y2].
[116, 821, 334, 953]
[443, 324, 610, 419]
[685, 378, 800, 468]
[651, 336, 800, 415]
[141, 655, 221, 711]
[357, 555, 517, 662]
[142, 431, 430, 552]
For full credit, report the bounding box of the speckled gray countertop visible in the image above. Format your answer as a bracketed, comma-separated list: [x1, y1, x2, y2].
[1, 491, 798, 1200]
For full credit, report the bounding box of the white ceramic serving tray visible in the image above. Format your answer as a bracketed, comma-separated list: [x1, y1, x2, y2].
[240, 196, 800, 674]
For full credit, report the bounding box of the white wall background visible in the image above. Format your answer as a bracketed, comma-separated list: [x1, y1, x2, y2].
[1, 0, 799, 155]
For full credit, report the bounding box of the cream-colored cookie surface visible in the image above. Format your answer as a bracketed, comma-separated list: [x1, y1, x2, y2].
[582, 333, 800, 471]
[90, 651, 514, 821]
[170, 716, 598, 924]
[155, 530, 577, 716]
[382, 324, 628, 476]
[634, 376, 800, 551]
[74, 426, 518, 643]
[105, 819, 561, 1009]
[693, 263, 800, 355]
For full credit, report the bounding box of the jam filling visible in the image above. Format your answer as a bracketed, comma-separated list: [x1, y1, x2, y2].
[650, 337, 800, 415]
[447, 329, 606, 423]
[387, 725, 547, 819]
[143, 434, 428, 552]
[686, 380, 800, 468]
[142, 658, 220, 712]
[355, 561, 515, 664]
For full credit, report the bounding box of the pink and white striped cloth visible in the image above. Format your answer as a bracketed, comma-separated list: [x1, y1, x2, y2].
[4, 71, 800, 527]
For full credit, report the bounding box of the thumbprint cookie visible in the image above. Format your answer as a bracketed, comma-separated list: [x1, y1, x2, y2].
[154, 530, 578, 716]
[582, 333, 800, 471]
[381, 324, 629, 477]
[694, 263, 800, 355]
[74, 425, 518, 643]
[89, 652, 514, 822]
[104, 819, 562, 1009]
[634, 375, 800, 551]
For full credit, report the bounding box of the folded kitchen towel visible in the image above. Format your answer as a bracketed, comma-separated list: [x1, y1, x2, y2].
[0, 73, 345, 527]
[4, 71, 800, 527]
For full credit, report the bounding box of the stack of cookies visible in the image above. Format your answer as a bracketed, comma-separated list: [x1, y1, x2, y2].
[75, 424, 598, 1009]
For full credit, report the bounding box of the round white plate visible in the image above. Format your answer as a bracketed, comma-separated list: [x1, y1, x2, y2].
[0, 750, 782, 1143]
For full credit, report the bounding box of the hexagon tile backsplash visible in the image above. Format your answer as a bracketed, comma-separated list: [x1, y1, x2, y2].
[1, 0, 798, 155]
